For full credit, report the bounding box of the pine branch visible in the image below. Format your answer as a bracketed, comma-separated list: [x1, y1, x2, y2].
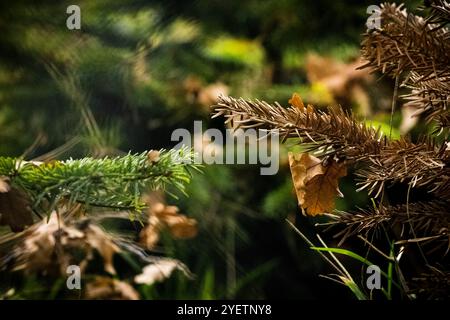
[356, 138, 449, 196]
[425, 0, 450, 28]
[212, 95, 449, 196]
[360, 2, 450, 127]
[212, 95, 383, 161]
[360, 2, 450, 80]
[402, 73, 450, 129]
[0, 147, 199, 215]
[326, 200, 450, 252]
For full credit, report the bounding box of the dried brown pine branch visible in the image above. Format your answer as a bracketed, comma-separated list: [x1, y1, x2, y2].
[360, 2, 450, 126]
[212, 95, 450, 196]
[424, 0, 450, 28]
[402, 73, 450, 127]
[356, 138, 450, 197]
[326, 200, 450, 253]
[212, 95, 382, 160]
[360, 3, 450, 79]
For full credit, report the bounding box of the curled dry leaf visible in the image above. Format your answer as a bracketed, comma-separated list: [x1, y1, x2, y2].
[0, 176, 11, 193]
[139, 195, 198, 249]
[84, 224, 120, 275]
[134, 258, 190, 285]
[288, 153, 347, 216]
[85, 276, 139, 300]
[289, 93, 315, 114]
[165, 214, 198, 239]
[305, 54, 374, 116]
[0, 184, 34, 232]
[139, 216, 163, 249]
[8, 212, 120, 275]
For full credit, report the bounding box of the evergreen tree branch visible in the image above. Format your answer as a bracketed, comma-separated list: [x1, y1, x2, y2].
[0, 147, 199, 214]
[212, 95, 449, 196]
[356, 138, 449, 197]
[212, 95, 383, 161]
[360, 2, 450, 128]
[325, 200, 450, 253]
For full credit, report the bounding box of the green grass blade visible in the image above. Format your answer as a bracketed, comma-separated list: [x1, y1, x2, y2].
[311, 246, 400, 290]
[338, 276, 367, 300]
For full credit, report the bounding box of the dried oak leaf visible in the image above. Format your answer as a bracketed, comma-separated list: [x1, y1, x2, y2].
[10, 213, 120, 275]
[139, 216, 162, 249]
[160, 205, 198, 239]
[166, 215, 198, 239]
[288, 153, 346, 216]
[14, 214, 65, 273]
[139, 200, 198, 250]
[0, 182, 34, 232]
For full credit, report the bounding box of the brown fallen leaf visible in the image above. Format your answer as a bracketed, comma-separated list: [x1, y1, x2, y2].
[134, 259, 189, 285]
[85, 224, 120, 275]
[16, 215, 60, 273]
[139, 194, 198, 249]
[288, 153, 347, 216]
[0, 176, 11, 193]
[0, 185, 34, 232]
[165, 215, 198, 239]
[305, 54, 375, 116]
[288, 153, 322, 204]
[10, 212, 120, 276]
[85, 276, 139, 300]
[139, 216, 162, 249]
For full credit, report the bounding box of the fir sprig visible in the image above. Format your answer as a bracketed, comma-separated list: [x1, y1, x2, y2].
[0, 147, 199, 214]
[360, 2, 450, 130]
[212, 95, 449, 197]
